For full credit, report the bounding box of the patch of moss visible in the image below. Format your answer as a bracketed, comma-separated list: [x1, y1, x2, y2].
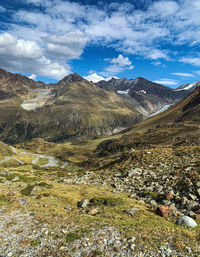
[21, 185, 35, 196]
[42, 193, 50, 197]
[90, 197, 124, 207]
[65, 232, 80, 243]
[30, 239, 41, 247]
[0, 195, 10, 206]
[37, 182, 53, 188]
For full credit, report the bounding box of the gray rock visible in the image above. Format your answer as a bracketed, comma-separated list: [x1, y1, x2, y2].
[176, 216, 197, 227]
[150, 200, 157, 207]
[127, 168, 142, 177]
[197, 188, 200, 197]
[77, 199, 89, 208]
[125, 208, 139, 216]
[12, 176, 19, 182]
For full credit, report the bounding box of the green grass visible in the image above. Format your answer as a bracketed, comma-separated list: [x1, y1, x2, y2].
[21, 185, 35, 196]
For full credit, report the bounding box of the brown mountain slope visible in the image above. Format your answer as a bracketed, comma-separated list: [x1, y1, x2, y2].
[124, 86, 200, 133]
[0, 68, 143, 144]
[95, 86, 200, 157]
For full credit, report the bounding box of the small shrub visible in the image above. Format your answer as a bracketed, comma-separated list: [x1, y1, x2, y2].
[90, 197, 124, 207]
[65, 232, 80, 243]
[21, 185, 35, 196]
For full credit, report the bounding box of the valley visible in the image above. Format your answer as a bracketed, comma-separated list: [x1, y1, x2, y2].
[0, 68, 199, 256]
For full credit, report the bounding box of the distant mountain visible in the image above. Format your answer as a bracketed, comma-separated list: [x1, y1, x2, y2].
[96, 77, 190, 116]
[175, 81, 200, 92]
[0, 68, 143, 144]
[84, 73, 118, 83]
[126, 84, 200, 132]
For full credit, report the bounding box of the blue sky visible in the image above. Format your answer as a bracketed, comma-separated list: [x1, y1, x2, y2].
[0, 0, 200, 87]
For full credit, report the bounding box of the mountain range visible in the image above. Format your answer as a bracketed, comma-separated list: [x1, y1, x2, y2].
[0, 67, 198, 144]
[96, 77, 190, 116]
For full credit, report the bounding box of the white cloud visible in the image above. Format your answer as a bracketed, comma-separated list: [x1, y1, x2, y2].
[102, 54, 134, 76]
[44, 32, 87, 60]
[1, 0, 200, 79]
[179, 57, 200, 67]
[0, 33, 69, 79]
[153, 79, 178, 86]
[111, 54, 132, 66]
[28, 74, 37, 80]
[147, 49, 170, 60]
[172, 72, 195, 77]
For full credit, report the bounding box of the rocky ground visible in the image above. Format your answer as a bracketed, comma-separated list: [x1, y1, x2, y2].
[0, 145, 200, 256]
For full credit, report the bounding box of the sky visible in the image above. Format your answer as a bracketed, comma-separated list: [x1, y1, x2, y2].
[0, 0, 200, 87]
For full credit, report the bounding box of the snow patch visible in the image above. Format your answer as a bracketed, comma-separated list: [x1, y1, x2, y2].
[139, 90, 146, 94]
[176, 82, 200, 91]
[150, 104, 174, 117]
[117, 89, 129, 95]
[84, 73, 118, 83]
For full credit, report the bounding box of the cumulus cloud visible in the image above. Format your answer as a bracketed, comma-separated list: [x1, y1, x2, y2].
[102, 54, 134, 76]
[0, 33, 70, 79]
[43, 32, 87, 60]
[153, 79, 178, 86]
[172, 72, 195, 77]
[28, 74, 37, 80]
[1, 0, 200, 78]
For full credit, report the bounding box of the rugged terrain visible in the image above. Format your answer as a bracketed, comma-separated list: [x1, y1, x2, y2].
[0, 68, 143, 144]
[96, 77, 190, 116]
[0, 137, 200, 257]
[0, 69, 200, 256]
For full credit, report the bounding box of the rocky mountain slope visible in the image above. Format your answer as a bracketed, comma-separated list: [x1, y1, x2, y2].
[0, 68, 143, 144]
[128, 85, 200, 132]
[96, 77, 190, 116]
[175, 81, 200, 92]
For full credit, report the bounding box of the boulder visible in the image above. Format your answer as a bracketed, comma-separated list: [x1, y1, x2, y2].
[77, 199, 89, 208]
[156, 205, 172, 217]
[176, 216, 197, 227]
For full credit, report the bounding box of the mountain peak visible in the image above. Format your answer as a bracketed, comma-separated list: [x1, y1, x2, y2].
[59, 73, 84, 84]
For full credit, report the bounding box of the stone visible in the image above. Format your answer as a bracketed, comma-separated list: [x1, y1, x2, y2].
[197, 188, 200, 197]
[12, 176, 19, 182]
[150, 200, 157, 207]
[7, 191, 15, 197]
[125, 208, 139, 216]
[127, 168, 142, 177]
[130, 244, 135, 250]
[166, 191, 174, 200]
[185, 211, 196, 219]
[77, 199, 89, 208]
[195, 212, 200, 220]
[88, 208, 99, 215]
[188, 194, 197, 201]
[176, 216, 197, 227]
[64, 206, 72, 211]
[128, 236, 136, 243]
[156, 205, 172, 217]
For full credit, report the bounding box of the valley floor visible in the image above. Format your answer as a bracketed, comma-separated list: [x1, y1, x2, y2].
[0, 142, 200, 256]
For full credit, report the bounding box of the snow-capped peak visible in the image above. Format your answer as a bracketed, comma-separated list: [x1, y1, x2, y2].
[84, 73, 118, 83]
[175, 81, 200, 91]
